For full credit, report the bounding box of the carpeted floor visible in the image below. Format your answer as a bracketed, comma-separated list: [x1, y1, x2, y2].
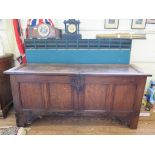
[0, 126, 28, 135]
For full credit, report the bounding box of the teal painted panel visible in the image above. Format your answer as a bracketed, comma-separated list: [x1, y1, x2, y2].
[26, 49, 130, 64]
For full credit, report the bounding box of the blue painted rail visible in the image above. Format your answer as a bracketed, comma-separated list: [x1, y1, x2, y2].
[25, 39, 132, 64]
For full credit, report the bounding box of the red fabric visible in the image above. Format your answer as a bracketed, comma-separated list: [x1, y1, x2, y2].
[26, 19, 31, 38]
[13, 19, 26, 64]
[39, 19, 43, 24]
[22, 55, 26, 63]
[48, 19, 54, 26]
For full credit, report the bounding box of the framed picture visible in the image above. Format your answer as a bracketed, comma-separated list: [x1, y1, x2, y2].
[131, 19, 146, 29]
[147, 19, 155, 24]
[104, 19, 119, 29]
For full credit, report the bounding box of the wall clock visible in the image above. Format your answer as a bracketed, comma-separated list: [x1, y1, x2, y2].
[27, 24, 62, 39]
[67, 24, 77, 33]
[38, 24, 50, 37]
[62, 19, 82, 39]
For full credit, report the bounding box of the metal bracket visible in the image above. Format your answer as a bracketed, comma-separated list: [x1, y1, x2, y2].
[71, 76, 84, 92]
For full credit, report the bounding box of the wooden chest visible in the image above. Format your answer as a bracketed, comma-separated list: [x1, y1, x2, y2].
[4, 64, 151, 129]
[0, 54, 14, 118]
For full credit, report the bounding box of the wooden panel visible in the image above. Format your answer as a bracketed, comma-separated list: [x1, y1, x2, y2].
[4, 64, 151, 77]
[20, 83, 44, 109]
[0, 54, 13, 118]
[83, 84, 108, 110]
[13, 75, 71, 83]
[85, 76, 138, 84]
[0, 76, 12, 109]
[112, 84, 136, 112]
[0, 61, 12, 73]
[49, 83, 73, 110]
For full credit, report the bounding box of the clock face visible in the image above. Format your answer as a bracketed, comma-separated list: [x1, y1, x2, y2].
[38, 24, 50, 37]
[67, 24, 77, 33]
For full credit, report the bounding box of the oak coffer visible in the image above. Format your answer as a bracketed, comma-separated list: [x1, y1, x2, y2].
[0, 54, 14, 118]
[4, 64, 151, 129]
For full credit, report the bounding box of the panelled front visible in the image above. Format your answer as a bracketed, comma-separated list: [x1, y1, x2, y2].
[82, 76, 138, 113]
[7, 64, 149, 128]
[18, 75, 74, 111]
[16, 75, 143, 113]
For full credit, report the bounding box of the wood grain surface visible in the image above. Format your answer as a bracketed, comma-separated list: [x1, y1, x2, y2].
[5, 64, 150, 129]
[0, 54, 14, 118]
[4, 64, 151, 76]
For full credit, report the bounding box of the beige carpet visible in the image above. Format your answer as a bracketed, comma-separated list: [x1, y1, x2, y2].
[0, 126, 28, 135]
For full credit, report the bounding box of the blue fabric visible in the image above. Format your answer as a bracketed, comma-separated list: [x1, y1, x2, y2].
[31, 19, 37, 27]
[45, 19, 50, 25]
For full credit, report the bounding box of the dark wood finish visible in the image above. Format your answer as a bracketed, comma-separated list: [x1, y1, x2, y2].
[4, 64, 151, 129]
[0, 54, 14, 118]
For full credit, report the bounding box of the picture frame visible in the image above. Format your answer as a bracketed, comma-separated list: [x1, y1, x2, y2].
[104, 19, 119, 29]
[147, 19, 155, 24]
[131, 19, 146, 29]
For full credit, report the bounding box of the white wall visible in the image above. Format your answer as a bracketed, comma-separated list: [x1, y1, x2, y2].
[1, 19, 155, 83]
[0, 19, 16, 56]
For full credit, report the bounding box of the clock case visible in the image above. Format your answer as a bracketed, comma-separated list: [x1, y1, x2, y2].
[62, 19, 82, 39]
[27, 24, 62, 39]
